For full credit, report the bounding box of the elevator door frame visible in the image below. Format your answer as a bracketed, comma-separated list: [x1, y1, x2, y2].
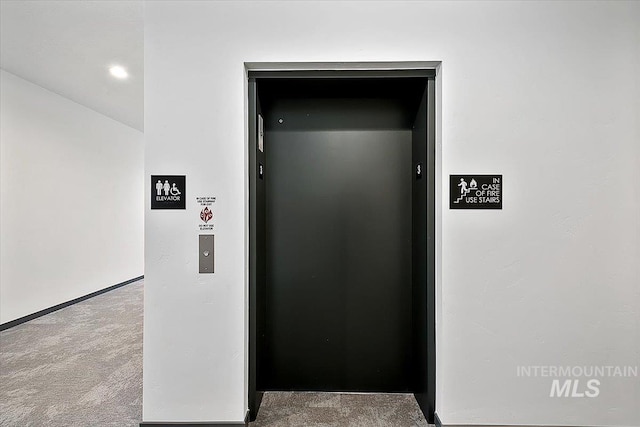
[247, 63, 438, 424]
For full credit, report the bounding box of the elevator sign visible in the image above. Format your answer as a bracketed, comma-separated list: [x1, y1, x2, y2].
[450, 175, 502, 209]
[151, 175, 186, 209]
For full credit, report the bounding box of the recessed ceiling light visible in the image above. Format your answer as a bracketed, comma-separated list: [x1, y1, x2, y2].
[109, 65, 128, 79]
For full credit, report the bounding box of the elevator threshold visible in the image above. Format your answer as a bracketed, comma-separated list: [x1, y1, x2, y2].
[249, 391, 430, 427]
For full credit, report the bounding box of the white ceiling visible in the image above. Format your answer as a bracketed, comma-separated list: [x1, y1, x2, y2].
[1, 0, 144, 131]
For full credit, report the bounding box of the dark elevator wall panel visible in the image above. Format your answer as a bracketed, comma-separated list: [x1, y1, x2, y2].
[264, 129, 412, 392]
[412, 87, 429, 413]
[248, 81, 265, 418]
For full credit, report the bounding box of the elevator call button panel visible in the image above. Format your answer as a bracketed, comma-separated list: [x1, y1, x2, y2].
[199, 234, 214, 273]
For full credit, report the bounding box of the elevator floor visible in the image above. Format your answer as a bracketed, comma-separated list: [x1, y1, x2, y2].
[250, 392, 431, 427]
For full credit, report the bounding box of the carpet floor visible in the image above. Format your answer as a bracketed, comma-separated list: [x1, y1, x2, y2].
[1, 280, 431, 426]
[250, 392, 430, 427]
[0, 280, 143, 426]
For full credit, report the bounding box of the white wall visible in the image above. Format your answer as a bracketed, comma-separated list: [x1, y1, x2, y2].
[0, 70, 144, 324]
[143, 1, 640, 425]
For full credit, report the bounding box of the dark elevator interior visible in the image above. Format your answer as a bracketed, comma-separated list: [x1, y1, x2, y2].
[249, 72, 435, 423]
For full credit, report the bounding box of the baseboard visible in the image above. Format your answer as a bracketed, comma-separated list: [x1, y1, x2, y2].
[0, 275, 144, 331]
[140, 421, 247, 426]
[434, 419, 611, 427]
[140, 412, 249, 427]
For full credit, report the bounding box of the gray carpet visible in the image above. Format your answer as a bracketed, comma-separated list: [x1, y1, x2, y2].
[0, 280, 143, 427]
[1, 280, 430, 426]
[251, 392, 430, 427]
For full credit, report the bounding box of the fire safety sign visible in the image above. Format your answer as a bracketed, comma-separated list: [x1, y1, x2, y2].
[450, 175, 502, 209]
[151, 175, 186, 209]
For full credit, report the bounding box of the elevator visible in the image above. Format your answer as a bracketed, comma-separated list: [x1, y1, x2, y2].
[248, 67, 436, 423]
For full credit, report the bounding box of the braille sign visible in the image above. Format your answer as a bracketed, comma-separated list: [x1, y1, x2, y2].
[450, 175, 502, 209]
[151, 175, 186, 209]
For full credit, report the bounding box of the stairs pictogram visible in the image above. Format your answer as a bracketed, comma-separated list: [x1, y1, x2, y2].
[454, 187, 473, 204]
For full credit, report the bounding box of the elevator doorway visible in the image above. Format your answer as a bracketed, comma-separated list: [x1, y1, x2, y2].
[248, 67, 436, 423]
